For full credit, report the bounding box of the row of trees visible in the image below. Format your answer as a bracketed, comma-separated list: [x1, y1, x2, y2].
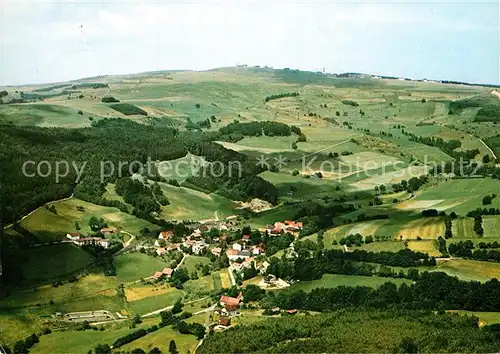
[404, 132, 480, 161]
[217, 120, 293, 139]
[264, 92, 299, 102]
[266, 248, 435, 281]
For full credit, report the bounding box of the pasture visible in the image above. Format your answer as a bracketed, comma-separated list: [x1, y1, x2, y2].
[126, 286, 184, 314]
[47, 198, 156, 235]
[118, 324, 198, 354]
[289, 274, 412, 292]
[435, 259, 500, 282]
[157, 182, 236, 221]
[114, 252, 171, 283]
[15, 244, 94, 283]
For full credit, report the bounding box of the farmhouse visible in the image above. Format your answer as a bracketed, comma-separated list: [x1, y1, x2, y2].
[266, 220, 303, 236]
[162, 267, 173, 278]
[192, 240, 208, 255]
[100, 227, 116, 235]
[251, 245, 265, 255]
[152, 271, 163, 280]
[72, 236, 110, 249]
[227, 248, 252, 261]
[156, 247, 167, 256]
[167, 243, 181, 252]
[158, 230, 174, 240]
[256, 260, 270, 274]
[211, 247, 222, 257]
[219, 292, 243, 309]
[232, 243, 242, 252]
[66, 232, 81, 241]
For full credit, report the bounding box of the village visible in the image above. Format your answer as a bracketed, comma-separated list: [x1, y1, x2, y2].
[58, 217, 304, 331]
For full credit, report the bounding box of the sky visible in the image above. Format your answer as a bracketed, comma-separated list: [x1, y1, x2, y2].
[0, 0, 499, 86]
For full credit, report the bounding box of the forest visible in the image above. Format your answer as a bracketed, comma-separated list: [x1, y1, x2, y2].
[0, 118, 278, 225]
[198, 308, 500, 353]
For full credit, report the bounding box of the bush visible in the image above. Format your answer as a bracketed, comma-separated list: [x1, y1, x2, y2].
[101, 96, 120, 103]
[342, 100, 359, 107]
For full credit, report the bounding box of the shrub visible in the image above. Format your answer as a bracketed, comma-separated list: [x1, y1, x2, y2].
[101, 96, 120, 103]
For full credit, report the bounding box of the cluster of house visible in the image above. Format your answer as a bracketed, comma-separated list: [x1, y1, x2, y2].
[149, 266, 174, 280]
[226, 239, 269, 274]
[215, 292, 244, 327]
[155, 229, 209, 256]
[264, 220, 303, 236]
[65, 228, 116, 249]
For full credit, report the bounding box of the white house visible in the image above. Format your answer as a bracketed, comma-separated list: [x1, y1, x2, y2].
[232, 243, 242, 252]
[192, 241, 208, 255]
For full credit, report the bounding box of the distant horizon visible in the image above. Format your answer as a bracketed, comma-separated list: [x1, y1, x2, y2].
[1, 1, 498, 87]
[2, 64, 499, 89]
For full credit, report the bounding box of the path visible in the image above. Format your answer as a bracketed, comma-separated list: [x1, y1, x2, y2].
[193, 304, 216, 354]
[477, 136, 497, 160]
[227, 266, 236, 286]
[141, 296, 210, 318]
[120, 230, 136, 248]
[2, 193, 74, 230]
[174, 254, 187, 271]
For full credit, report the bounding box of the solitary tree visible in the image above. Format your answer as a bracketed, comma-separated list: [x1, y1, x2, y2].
[169, 340, 178, 354]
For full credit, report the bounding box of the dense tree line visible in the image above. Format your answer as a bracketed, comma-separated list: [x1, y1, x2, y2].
[264, 92, 299, 102]
[467, 207, 500, 217]
[404, 131, 479, 161]
[449, 240, 500, 263]
[217, 120, 292, 141]
[391, 176, 428, 193]
[262, 271, 500, 312]
[266, 248, 435, 281]
[341, 100, 359, 107]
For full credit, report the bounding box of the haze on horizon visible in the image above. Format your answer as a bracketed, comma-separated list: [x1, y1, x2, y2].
[0, 0, 498, 86]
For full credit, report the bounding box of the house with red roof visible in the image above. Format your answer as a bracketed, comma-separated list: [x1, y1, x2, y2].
[219, 316, 231, 326]
[162, 267, 173, 278]
[151, 271, 163, 280]
[219, 292, 243, 309]
[158, 230, 174, 240]
[66, 232, 81, 241]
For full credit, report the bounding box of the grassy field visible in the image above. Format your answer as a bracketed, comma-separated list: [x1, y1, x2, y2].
[114, 252, 170, 283]
[119, 324, 199, 354]
[47, 198, 156, 236]
[450, 310, 500, 326]
[19, 207, 75, 243]
[0, 309, 43, 345]
[126, 287, 184, 314]
[412, 178, 500, 216]
[17, 244, 94, 282]
[407, 240, 440, 257]
[157, 182, 236, 221]
[289, 274, 412, 292]
[181, 255, 212, 275]
[435, 259, 500, 282]
[1, 273, 122, 314]
[30, 320, 158, 354]
[0, 103, 96, 127]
